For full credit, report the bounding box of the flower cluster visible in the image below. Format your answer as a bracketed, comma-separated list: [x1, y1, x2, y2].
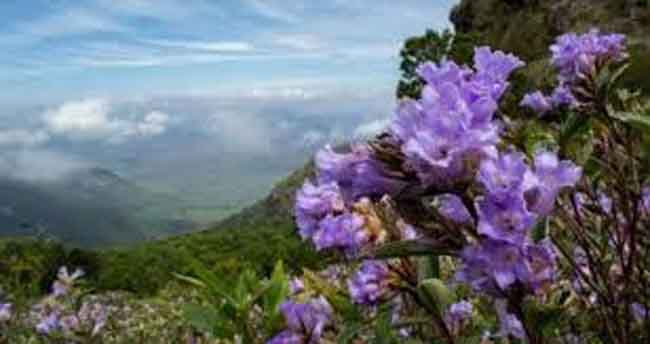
[0, 303, 11, 323]
[444, 301, 473, 334]
[521, 30, 627, 114]
[29, 266, 109, 340]
[391, 47, 523, 186]
[455, 150, 579, 327]
[268, 297, 333, 344]
[289, 45, 581, 341]
[347, 260, 392, 305]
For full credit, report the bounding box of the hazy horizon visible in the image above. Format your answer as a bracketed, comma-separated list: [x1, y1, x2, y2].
[0, 1, 457, 233]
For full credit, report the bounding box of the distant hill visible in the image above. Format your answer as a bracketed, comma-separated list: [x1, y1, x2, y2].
[0, 167, 196, 248]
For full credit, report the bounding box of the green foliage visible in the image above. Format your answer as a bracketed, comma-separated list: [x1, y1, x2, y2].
[0, 238, 99, 299]
[179, 260, 289, 343]
[396, 29, 483, 99]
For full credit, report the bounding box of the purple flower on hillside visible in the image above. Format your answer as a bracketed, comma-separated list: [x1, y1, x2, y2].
[312, 213, 365, 254]
[78, 302, 108, 336]
[270, 297, 332, 344]
[51, 281, 68, 297]
[640, 186, 650, 214]
[435, 194, 472, 224]
[551, 85, 577, 107]
[417, 60, 473, 90]
[0, 303, 11, 322]
[550, 30, 627, 84]
[444, 300, 473, 333]
[348, 260, 391, 305]
[473, 47, 525, 84]
[294, 181, 345, 240]
[520, 91, 552, 115]
[523, 150, 581, 216]
[36, 312, 60, 334]
[390, 99, 424, 143]
[495, 299, 526, 340]
[390, 48, 522, 187]
[57, 266, 84, 283]
[396, 220, 420, 240]
[478, 151, 529, 198]
[477, 193, 536, 245]
[456, 240, 527, 292]
[267, 331, 304, 344]
[289, 278, 305, 295]
[51, 266, 84, 297]
[315, 145, 404, 202]
[631, 303, 649, 323]
[522, 240, 557, 293]
[60, 315, 80, 333]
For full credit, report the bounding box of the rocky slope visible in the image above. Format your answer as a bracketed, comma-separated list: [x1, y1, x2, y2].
[451, 0, 650, 90]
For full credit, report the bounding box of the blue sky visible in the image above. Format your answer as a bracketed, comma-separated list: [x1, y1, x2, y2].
[0, 0, 456, 107]
[0, 0, 458, 208]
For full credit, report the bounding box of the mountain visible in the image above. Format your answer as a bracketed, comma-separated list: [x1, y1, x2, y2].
[0, 167, 196, 248]
[451, 0, 650, 91]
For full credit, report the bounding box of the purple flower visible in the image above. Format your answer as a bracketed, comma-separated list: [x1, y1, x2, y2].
[270, 297, 332, 344]
[444, 301, 473, 333]
[495, 299, 526, 340]
[523, 150, 582, 216]
[390, 48, 522, 187]
[520, 91, 553, 115]
[57, 266, 84, 283]
[477, 193, 536, 245]
[312, 213, 365, 254]
[456, 240, 528, 292]
[294, 181, 345, 240]
[60, 315, 80, 333]
[267, 330, 304, 344]
[551, 85, 577, 107]
[640, 186, 650, 214]
[0, 303, 11, 322]
[473, 47, 525, 85]
[478, 151, 529, 198]
[315, 145, 405, 202]
[399, 222, 420, 240]
[51, 266, 84, 297]
[521, 240, 558, 293]
[348, 260, 391, 305]
[288, 278, 305, 295]
[51, 281, 68, 297]
[550, 30, 627, 84]
[435, 194, 472, 224]
[36, 312, 60, 334]
[631, 303, 649, 323]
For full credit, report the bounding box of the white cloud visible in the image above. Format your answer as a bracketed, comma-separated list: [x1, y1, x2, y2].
[271, 34, 324, 51]
[149, 40, 255, 53]
[0, 129, 49, 147]
[137, 111, 170, 136]
[0, 149, 90, 182]
[42, 99, 170, 143]
[206, 110, 273, 154]
[353, 118, 390, 138]
[244, 0, 299, 23]
[18, 8, 127, 39]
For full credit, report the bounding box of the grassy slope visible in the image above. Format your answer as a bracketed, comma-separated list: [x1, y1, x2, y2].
[89, 160, 321, 294]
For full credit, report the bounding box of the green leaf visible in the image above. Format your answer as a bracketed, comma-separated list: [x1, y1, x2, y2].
[607, 104, 650, 130]
[522, 299, 564, 336]
[186, 259, 237, 305]
[182, 303, 231, 337]
[417, 278, 455, 315]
